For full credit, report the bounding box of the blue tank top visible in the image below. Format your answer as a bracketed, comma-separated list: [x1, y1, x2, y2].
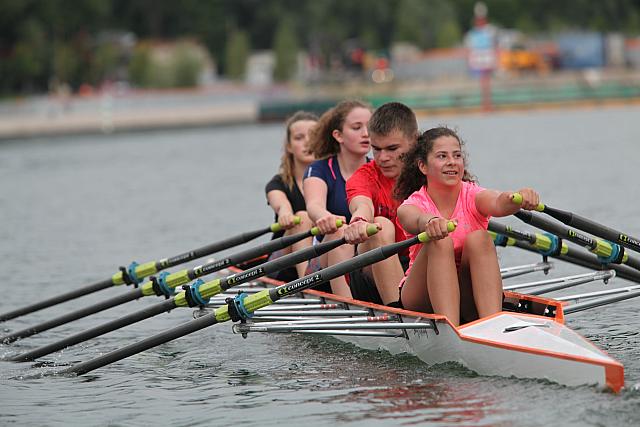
[304, 155, 351, 222]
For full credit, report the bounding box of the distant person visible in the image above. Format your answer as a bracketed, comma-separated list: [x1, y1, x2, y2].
[395, 127, 540, 326]
[265, 111, 318, 281]
[304, 100, 372, 298]
[343, 102, 418, 308]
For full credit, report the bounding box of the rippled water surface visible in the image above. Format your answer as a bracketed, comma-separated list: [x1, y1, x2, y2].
[1, 106, 640, 426]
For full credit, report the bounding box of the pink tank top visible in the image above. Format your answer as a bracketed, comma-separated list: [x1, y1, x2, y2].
[401, 181, 489, 276]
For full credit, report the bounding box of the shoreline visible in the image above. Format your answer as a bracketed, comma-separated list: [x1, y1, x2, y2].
[2, 71, 639, 141]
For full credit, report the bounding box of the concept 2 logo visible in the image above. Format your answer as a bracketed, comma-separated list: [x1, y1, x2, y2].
[619, 234, 640, 248]
[567, 229, 592, 246]
[277, 274, 322, 297]
[227, 268, 264, 285]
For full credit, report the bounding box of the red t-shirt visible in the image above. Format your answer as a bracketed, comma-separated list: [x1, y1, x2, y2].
[346, 161, 405, 246]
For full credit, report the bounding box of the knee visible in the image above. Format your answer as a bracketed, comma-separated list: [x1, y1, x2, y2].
[293, 210, 312, 230]
[427, 236, 454, 253]
[464, 230, 495, 254]
[369, 216, 396, 245]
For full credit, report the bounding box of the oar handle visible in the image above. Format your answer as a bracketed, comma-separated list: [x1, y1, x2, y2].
[310, 219, 344, 236]
[511, 193, 544, 211]
[270, 216, 301, 233]
[365, 224, 379, 236]
[418, 221, 456, 242]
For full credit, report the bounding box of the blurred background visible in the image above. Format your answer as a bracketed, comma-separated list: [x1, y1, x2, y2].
[2, 0, 640, 138]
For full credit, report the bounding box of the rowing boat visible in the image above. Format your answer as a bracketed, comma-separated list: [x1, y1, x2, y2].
[198, 265, 624, 392]
[3, 205, 636, 393]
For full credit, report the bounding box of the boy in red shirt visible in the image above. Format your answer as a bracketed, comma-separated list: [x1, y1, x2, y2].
[344, 102, 418, 307]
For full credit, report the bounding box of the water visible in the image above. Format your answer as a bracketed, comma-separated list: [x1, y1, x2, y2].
[1, 106, 640, 426]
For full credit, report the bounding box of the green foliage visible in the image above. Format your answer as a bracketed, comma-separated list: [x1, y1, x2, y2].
[395, 0, 429, 48]
[173, 43, 204, 87]
[128, 44, 153, 87]
[3, 0, 640, 95]
[225, 29, 250, 81]
[436, 20, 463, 48]
[53, 42, 80, 84]
[128, 42, 203, 88]
[91, 43, 120, 84]
[273, 16, 298, 82]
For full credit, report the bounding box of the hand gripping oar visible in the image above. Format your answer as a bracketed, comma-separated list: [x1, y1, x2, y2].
[513, 194, 640, 254]
[0, 221, 295, 323]
[514, 210, 640, 271]
[8, 222, 362, 362]
[488, 221, 640, 284]
[0, 220, 322, 344]
[59, 223, 455, 376]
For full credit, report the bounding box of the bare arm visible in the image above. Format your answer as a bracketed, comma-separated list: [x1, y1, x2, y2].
[397, 204, 451, 240]
[266, 190, 297, 229]
[344, 195, 378, 244]
[476, 188, 540, 218]
[303, 177, 344, 234]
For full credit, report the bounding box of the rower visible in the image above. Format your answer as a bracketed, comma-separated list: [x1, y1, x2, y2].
[265, 111, 318, 281]
[395, 127, 540, 326]
[343, 102, 418, 308]
[303, 100, 372, 298]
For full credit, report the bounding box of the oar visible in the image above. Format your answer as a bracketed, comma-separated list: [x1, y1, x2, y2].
[564, 289, 640, 315]
[59, 223, 455, 376]
[514, 210, 640, 271]
[0, 221, 294, 323]
[0, 220, 321, 344]
[512, 194, 640, 254]
[488, 221, 640, 284]
[9, 222, 365, 362]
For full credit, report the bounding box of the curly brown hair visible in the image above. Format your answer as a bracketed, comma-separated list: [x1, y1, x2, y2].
[394, 127, 477, 201]
[307, 100, 370, 159]
[278, 111, 318, 189]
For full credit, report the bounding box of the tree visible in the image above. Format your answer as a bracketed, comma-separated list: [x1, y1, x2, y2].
[225, 29, 250, 80]
[273, 16, 298, 82]
[173, 42, 204, 87]
[128, 43, 152, 87]
[52, 42, 80, 85]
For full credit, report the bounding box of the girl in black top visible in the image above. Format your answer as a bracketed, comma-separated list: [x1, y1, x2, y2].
[265, 111, 318, 280]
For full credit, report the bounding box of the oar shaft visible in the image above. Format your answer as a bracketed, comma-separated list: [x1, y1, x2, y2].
[10, 237, 348, 361]
[564, 289, 640, 314]
[510, 239, 640, 284]
[62, 229, 430, 376]
[219, 237, 348, 293]
[8, 299, 176, 362]
[0, 278, 113, 322]
[174, 226, 274, 267]
[0, 289, 144, 344]
[267, 236, 421, 304]
[207, 229, 315, 275]
[0, 224, 276, 323]
[542, 205, 640, 253]
[515, 210, 640, 271]
[61, 312, 218, 376]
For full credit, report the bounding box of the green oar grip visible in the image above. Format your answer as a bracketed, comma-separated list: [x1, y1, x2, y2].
[511, 193, 545, 211]
[270, 216, 302, 233]
[366, 224, 379, 236]
[310, 219, 344, 236]
[417, 221, 456, 243]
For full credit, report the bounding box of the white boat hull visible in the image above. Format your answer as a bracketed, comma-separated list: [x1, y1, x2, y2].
[226, 272, 624, 392]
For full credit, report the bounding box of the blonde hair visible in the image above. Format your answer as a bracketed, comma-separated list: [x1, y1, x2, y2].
[308, 100, 370, 159]
[279, 111, 318, 189]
